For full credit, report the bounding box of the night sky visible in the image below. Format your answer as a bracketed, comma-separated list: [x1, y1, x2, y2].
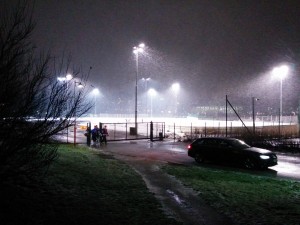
[2, 0, 300, 114]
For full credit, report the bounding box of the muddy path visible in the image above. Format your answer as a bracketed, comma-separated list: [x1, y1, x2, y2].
[100, 141, 234, 225]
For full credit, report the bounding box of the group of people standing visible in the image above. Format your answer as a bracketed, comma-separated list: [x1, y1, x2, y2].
[91, 125, 109, 146]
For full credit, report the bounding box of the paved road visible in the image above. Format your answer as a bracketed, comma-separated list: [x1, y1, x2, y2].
[59, 126, 300, 181]
[271, 153, 300, 181]
[104, 140, 300, 181]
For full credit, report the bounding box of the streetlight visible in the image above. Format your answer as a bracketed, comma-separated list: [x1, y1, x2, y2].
[148, 88, 157, 118]
[57, 73, 72, 82]
[142, 77, 150, 85]
[172, 83, 180, 116]
[74, 81, 83, 146]
[66, 73, 73, 81]
[57, 73, 73, 143]
[133, 43, 145, 134]
[271, 64, 289, 136]
[57, 73, 73, 109]
[92, 88, 99, 116]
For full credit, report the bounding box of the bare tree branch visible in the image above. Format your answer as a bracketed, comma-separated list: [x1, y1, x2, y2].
[0, 1, 92, 181]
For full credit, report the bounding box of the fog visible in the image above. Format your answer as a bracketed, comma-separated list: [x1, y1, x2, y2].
[2, 0, 299, 118]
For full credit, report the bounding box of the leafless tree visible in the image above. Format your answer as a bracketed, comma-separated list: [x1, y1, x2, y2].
[0, 1, 92, 181]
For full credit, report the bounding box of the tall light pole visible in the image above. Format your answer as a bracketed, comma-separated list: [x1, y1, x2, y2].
[74, 81, 83, 146]
[172, 83, 180, 116]
[271, 64, 289, 136]
[148, 88, 157, 118]
[133, 43, 145, 134]
[57, 73, 73, 143]
[92, 88, 99, 116]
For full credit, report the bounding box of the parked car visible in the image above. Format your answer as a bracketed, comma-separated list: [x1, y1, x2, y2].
[188, 137, 277, 169]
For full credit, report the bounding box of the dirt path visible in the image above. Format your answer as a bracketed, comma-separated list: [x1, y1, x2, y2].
[101, 142, 234, 225]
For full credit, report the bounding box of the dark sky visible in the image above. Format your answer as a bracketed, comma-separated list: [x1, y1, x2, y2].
[3, 0, 300, 113]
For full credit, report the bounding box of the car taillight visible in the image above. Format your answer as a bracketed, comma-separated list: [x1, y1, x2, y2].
[187, 145, 192, 150]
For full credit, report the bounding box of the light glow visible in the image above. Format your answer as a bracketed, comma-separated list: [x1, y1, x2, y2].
[260, 155, 270, 160]
[57, 77, 66, 82]
[77, 83, 84, 88]
[172, 83, 180, 92]
[142, 77, 151, 81]
[133, 43, 145, 54]
[92, 88, 100, 95]
[148, 88, 157, 96]
[66, 74, 73, 80]
[272, 65, 289, 80]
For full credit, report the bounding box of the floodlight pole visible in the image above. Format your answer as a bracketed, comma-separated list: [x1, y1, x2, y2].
[135, 53, 138, 134]
[74, 81, 77, 146]
[133, 43, 145, 135]
[226, 95, 228, 137]
[271, 64, 289, 137]
[279, 77, 283, 136]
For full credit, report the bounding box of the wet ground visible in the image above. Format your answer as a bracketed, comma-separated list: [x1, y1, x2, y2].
[97, 141, 234, 225]
[92, 140, 300, 225]
[122, 158, 233, 225]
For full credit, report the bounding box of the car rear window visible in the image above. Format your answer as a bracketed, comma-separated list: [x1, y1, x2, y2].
[202, 139, 221, 146]
[228, 139, 250, 149]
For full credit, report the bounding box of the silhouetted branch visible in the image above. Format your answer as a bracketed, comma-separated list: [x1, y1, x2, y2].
[0, 1, 92, 181]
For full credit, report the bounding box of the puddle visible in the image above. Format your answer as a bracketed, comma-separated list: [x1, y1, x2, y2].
[166, 189, 188, 208]
[148, 142, 154, 148]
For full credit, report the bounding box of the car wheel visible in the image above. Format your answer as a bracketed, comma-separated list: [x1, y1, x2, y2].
[244, 157, 256, 169]
[195, 153, 205, 164]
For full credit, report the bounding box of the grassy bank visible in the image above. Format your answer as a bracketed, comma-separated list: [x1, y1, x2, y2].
[0, 145, 180, 225]
[163, 165, 300, 225]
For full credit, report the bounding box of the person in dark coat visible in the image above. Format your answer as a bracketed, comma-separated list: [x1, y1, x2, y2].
[91, 125, 100, 145]
[101, 125, 109, 145]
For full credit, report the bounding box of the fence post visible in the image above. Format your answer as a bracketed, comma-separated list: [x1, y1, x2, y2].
[147, 122, 149, 138]
[114, 123, 116, 140]
[150, 121, 153, 142]
[174, 123, 176, 141]
[86, 122, 91, 146]
[126, 122, 128, 140]
[159, 122, 163, 141]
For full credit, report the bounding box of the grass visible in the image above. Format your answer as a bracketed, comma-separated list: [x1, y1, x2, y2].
[0, 145, 180, 225]
[162, 164, 300, 225]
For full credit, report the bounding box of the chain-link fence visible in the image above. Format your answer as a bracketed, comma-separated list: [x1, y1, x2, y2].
[55, 116, 299, 145]
[56, 121, 165, 144]
[166, 123, 299, 142]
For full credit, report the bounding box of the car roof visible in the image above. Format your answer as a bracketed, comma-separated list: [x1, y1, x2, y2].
[193, 137, 250, 146]
[195, 137, 240, 141]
